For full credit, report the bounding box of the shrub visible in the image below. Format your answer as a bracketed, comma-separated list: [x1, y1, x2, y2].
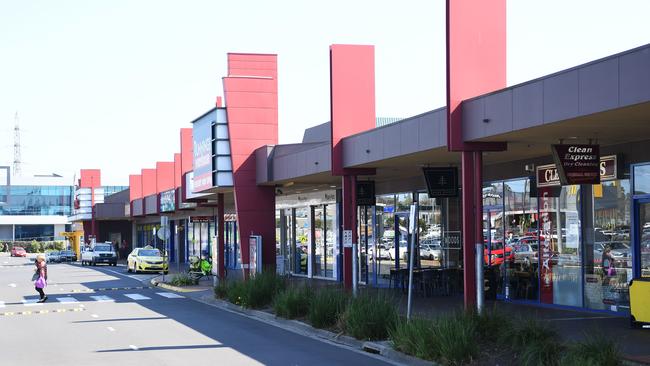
[224, 272, 285, 309]
[227, 281, 248, 306]
[433, 312, 479, 366]
[390, 317, 437, 361]
[169, 273, 195, 287]
[245, 271, 285, 309]
[214, 280, 229, 299]
[561, 334, 621, 366]
[501, 319, 562, 366]
[341, 292, 397, 341]
[308, 286, 348, 329]
[273, 285, 312, 319]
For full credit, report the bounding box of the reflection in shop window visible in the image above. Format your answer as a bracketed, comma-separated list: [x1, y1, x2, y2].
[585, 180, 631, 312]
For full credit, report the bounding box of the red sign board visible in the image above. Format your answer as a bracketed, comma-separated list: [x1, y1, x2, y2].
[551, 144, 601, 185]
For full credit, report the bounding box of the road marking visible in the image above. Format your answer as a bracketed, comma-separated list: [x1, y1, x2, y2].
[104, 268, 152, 282]
[107, 327, 115, 332]
[22, 299, 42, 307]
[0, 307, 85, 316]
[0, 301, 4, 308]
[156, 292, 185, 299]
[56, 297, 79, 303]
[90, 295, 114, 302]
[91, 314, 99, 318]
[8, 283, 16, 287]
[124, 294, 150, 301]
[129, 345, 139, 351]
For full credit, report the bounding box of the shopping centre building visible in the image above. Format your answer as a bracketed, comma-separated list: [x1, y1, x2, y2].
[80, 3, 650, 316]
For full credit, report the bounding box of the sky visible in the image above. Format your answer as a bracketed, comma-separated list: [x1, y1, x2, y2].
[1, 0, 649, 185]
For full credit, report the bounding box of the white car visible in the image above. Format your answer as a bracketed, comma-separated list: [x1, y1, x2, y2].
[368, 244, 391, 260]
[420, 241, 443, 261]
[388, 240, 409, 261]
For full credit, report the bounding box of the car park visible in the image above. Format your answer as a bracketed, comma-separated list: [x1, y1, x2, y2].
[45, 251, 61, 263]
[81, 243, 117, 266]
[420, 240, 443, 261]
[59, 250, 76, 262]
[10, 246, 27, 257]
[513, 243, 538, 264]
[127, 247, 168, 274]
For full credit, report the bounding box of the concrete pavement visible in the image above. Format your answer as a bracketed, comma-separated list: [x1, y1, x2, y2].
[0, 253, 396, 366]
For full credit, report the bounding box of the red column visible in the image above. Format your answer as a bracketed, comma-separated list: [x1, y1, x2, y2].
[462, 151, 476, 309]
[342, 175, 357, 290]
[217, 193, 225, 280]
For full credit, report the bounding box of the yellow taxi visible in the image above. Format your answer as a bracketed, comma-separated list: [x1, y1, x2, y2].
[127, 246, 169, 274]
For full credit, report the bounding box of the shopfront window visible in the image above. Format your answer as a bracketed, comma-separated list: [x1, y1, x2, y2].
[376, 194, 395, 284]
[396, 193, 412, 269]
[584, 180, 631, 311]
[418, 194, 443, 268]
[638, 203, 650, 278]
[504, 179, 539, 301]
[294, 207, 309, 275]
[314, 206, 325, 277]
[539, 185, 583, 307]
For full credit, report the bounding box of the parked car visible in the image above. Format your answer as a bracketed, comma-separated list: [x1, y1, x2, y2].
[388, 240, 409, 261]
[45, 251, 61, 263]
[368, 244, 391, 260]
[420, 240, 443, 261]
[81, 242, 117, 266]
[127, 247, 168, 274]
[513, 243, 538, 265]
[483, 241, 514, 266]
[593, 241, 632, 267]
[59, 250, 76, 262]
[10, 246, 27, 257]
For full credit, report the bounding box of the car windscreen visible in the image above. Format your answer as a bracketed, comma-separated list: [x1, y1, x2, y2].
[61, 251, 73, 255]
[94, 245, 112, 252]
[139, 250, 160, 257]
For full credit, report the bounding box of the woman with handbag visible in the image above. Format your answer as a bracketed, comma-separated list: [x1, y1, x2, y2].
[34, 254, 48, 303]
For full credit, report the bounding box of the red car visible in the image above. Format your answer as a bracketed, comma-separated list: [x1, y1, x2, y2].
[483, 242, 514, 266]
[11, 246, 27, 257]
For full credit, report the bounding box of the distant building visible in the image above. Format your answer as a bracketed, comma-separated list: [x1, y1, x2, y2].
[0, 167, 126, 242]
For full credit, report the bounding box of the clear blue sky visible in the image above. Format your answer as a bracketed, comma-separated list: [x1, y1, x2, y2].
[1, 0, 649, 184]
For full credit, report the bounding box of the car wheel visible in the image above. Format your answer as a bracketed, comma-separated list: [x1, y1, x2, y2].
[127, 262, 132, 272]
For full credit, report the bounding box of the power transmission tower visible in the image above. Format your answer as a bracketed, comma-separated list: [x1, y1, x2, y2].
[13, 112, 21, 177]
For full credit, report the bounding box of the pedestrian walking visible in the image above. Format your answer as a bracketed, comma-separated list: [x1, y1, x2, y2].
[33, 254, 48, 303]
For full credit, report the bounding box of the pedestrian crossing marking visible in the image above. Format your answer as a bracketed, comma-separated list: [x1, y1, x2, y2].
[156, 292, 185, 299]
[124, 294, 150, 300]
[56, 297, 79, 303]
[0, 307, 85, 317]
[22, 299, 42, 307]
[68, 286, 148, 293]
[0, 301, 4, 308]
[90, 295, 114, 302]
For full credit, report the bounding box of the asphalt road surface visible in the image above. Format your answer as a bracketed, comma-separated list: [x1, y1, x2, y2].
[0, 253, 394, 366]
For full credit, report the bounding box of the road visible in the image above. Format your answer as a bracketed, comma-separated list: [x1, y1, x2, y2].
[0, 253, 394, 366]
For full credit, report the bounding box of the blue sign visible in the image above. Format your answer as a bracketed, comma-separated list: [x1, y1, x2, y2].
[192, 112, 214, 192]
[159, 190, 175, 212]
[383, 206, 394, 213]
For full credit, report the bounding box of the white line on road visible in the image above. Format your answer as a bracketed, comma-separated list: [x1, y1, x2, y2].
[22, 299, 42, 307]
[156, 292, 185, 299]
[124, 294, 150, 301]
[56, 297, 79, 303]
[91, 314, 99, 318]
[129, 345, 139, 351]
[90, 295, 114, 302]
[8, 283, 16, 288]
[103, 268, 151, 282]
[0, 301, 4, 308]
[107, 327, 115, 332]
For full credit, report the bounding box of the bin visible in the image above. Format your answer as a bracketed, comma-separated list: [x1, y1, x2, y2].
[630, 278, 650, 328]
